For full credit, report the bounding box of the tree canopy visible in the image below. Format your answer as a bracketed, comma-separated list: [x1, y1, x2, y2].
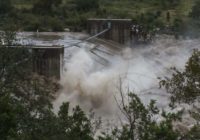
[0, 0, 12, 14]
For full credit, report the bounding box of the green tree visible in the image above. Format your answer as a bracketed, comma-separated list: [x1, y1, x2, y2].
[57, 103, 94, 140]
[160, 49, 200, 105]
[190, 0, 200, 19]
[160, 0, 180, 9]
[0, 31, 95, 140]
[182, 125, 200, 140]
[33, 0, 62, 14]
[0, 94, 20, 139]
[0, 0, 12, 14]
[74, 0, 99, 11]
[99, 92, 179, 140]
[160, 49, 200, 139]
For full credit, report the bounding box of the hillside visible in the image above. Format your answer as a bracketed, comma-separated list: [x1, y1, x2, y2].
[0, 0, 199, 37]
[11, 0, 195, 23]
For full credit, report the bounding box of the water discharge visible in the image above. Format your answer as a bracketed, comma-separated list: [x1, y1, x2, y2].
[53, 35, 199, 125]
[18, 32, 200, 130]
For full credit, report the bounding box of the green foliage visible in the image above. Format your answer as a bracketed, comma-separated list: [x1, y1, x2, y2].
[0, 0, 12, 14]
[1, 28, 200, 140]
[99, 92, 179, 140]
[32, 0, 62, 15]
[0, 0, 197, 33]
[0, 31, 93, 140]
[190, 0, 200, 19]
[49, 17, 64, 32]
[147, 121, 179, 140]
[0, 41, 32, 94]
[58, 104, 94, 140]
[74, 0, 99, 11]
[160, 49, 200, 105]
[0, 94, 20, 139]
[0, 95, 94, 140]
[182, 125, 200, 140]
[159, 49, 200, 140]
[160, 0, 181, 9]
[134, 12, 164, 33]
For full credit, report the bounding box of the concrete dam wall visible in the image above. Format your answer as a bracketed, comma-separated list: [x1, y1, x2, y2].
[32, 46, 64, 79]
[87, 19, 132, 44]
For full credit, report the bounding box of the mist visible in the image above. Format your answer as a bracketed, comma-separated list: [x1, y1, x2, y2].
[53, 36, 200, 128]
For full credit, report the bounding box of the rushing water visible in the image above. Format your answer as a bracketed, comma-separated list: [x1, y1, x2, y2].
[18, 32, 200, 132]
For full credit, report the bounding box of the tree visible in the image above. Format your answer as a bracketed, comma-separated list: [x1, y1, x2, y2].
[0, 31, 95, 140]
[0, 0, 12, 14]
[99, 79, 180, 140]
[0, 31, 56, 140]
[74, 0, 99, 11]
[33, 0, 62, 14]
[0, 94, 20, 139]
[58, 103, 94, 140]
[160, 49, 200, 139]
[182, 125, 200, 140]
[190, 0, 200, 19]
[160, 0, 180, 9]
[160, 49, 200, 105]
[99, 92, 180, 140]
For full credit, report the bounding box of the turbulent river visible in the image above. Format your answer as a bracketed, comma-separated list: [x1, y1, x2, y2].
[17, 32, 200, 132]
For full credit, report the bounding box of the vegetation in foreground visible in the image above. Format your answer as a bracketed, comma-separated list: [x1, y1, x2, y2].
[0, 31, 200, 140]
[0, 0, 200, 37]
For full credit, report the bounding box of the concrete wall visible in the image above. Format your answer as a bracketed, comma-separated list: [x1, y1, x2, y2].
[32, 47, 64, 79]
[87, 19, 132, 44]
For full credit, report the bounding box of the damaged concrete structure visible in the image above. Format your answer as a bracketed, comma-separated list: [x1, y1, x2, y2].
[87, 19, 132, 44]
[32, 46, 64, 79]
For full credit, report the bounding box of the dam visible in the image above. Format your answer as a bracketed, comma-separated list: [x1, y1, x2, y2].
[87, 18, 132, 44]
[32, 46, 64, 79]
[13, 18, 136, 79]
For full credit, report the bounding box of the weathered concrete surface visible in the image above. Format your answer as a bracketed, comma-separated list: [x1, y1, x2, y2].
[32, 47, 64, 79]
[87, 19, 132, 44]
